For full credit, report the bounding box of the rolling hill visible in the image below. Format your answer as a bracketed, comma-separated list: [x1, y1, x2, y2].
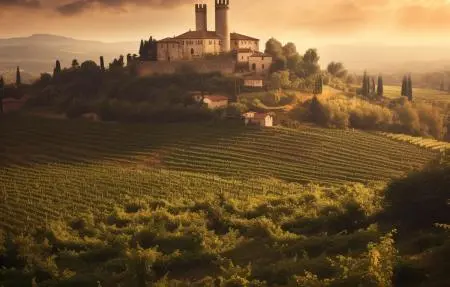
[0, 115, 439, 233]
[0, 34, 137, 82]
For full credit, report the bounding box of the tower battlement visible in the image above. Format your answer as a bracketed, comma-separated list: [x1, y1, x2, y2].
[215, 0, 229, 9]
[195, 4, 207, 12]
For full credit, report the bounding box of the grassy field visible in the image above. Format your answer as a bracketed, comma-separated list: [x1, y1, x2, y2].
[0, 116, 439, 233]
[383, 85, 450, 104]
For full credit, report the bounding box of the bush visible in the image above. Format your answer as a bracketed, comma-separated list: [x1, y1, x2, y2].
[383, 165, 450, 231]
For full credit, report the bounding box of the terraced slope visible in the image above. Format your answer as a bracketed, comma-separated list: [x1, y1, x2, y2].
[0, 116, 439, 232]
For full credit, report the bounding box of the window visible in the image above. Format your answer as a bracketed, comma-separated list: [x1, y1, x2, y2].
[252, 63, 256, 71]
[209, 40, 212, 45]
[262, 64, 265, 70]
[191, 48, 194, 55]
[241, 56, 244, 60]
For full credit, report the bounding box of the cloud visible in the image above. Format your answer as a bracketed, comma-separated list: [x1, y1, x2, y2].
[396, 1, 450, 30]
[0, 0, 40, 8]
[288, 0, 386, 33]
[56, 0, 192, 16]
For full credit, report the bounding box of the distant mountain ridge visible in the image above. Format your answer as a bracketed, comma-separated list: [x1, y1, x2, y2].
[0, 34, 137, 82]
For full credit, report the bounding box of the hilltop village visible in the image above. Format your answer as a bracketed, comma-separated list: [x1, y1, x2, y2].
[137, 0, 273, 82]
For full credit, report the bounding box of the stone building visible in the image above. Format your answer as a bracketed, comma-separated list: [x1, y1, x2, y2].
[156, 0, 261, 62]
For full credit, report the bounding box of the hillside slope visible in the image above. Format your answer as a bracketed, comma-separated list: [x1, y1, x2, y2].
[0, 116, 439, 233]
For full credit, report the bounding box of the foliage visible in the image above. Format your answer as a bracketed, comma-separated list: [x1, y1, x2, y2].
[327, 62, 348, 79]
[383, 165, 450, 231]
[15, 66, 21, 86]
[295, 95, 447, 139]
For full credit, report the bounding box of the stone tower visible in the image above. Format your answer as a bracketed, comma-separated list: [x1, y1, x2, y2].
[215, 0, 230, 52]
[195, 4, 207, 32]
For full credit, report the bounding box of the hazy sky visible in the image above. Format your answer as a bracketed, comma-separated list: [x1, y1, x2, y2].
[2, 0, 450, 48]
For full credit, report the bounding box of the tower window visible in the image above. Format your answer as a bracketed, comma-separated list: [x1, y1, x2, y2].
[262, 64, 265, 70]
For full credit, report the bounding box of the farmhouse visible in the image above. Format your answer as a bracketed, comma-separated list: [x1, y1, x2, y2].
[203, 95, 229, 109]
[243, 112, 274, 127]
[243, 75, 265, 88]
[192, 92, 229, 109]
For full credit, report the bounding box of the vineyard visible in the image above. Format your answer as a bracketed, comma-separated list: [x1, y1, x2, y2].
[0, 116, 439, 233]
[383, 85, 450, 104]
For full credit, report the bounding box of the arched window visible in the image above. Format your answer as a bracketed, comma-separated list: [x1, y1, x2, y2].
[252, 63, 256, 71]
[191, 48, 195, 55]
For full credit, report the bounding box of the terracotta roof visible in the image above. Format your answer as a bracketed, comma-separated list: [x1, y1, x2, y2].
[231, 33, 259, 41]
[159, 37, 179, 43]
[204, 95, 229, 102]
[175, 30, 221, 40]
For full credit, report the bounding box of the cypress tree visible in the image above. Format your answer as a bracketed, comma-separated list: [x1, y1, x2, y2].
[0, 76, 4, 114]
[401, 75, 407, 97]
[16, 66, 21, 86]
[100, 56, 105, 71]
[139, 40, 144, 59]
[440, 79, 445, 91]
[407, 75, 413, 102]
[362, 71, 368, 97]
[377, 75, 384, 97]
[371, 77, 376, 94]
[53, 60, 61, 77]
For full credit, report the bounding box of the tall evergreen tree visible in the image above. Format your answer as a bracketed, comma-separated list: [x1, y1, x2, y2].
[16, 66, 21, 86]
[371, 77, 376, 94]
[440, 79, 445, 91]
[53, 60, 61, 77]
[139, 40, 144, 58]
[100, 56, 105, 71]
[407, 75, 413, 102]
[362, 71, 368, 97]
[313, 75, 323, 95]
[401, 75, 407, 97]
[0, 76, 4, 114]
[377, 75, 384, 97]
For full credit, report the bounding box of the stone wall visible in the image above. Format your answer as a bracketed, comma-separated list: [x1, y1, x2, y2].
[138, 59, 236, 76]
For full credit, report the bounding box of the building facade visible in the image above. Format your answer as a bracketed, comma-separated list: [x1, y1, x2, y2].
[156, 1, 262, 63]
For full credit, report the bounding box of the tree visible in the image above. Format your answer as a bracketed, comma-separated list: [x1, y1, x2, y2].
[127, 54, 132, 66]
[313, 75, 323, 95]
[300, 49, 320, 77]
[16, 66, 21, 86]
[100, 56, 105, 71]
[270, 71, 290, 90]
[401, 75, 407, 97]
[282, 42, 298, 58]
[53, 60, 61, 77]
[327, 62, 348, 79]
[407, 75, 413, 102]
[139, 40, 144, 58]
[71, 59, 80, 69]
[440, 79, 445, 91]
[265, 38, 287, 73]
[377, 75, 384, 97]
[0, 76, 4, 113]
[371, 77, 376, 94]
[362, 71, 369, 97]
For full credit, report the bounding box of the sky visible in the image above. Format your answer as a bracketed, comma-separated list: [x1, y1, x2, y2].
[2, 0, 450, 48]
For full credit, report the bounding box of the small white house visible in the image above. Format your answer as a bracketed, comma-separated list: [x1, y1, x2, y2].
[243, 112, 273, 127]
[243, 75, 265, 88]
[203, 95, 229, 109]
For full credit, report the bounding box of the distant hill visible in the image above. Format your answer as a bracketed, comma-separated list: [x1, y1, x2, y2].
[0, 34, 137, 82]
[319, 44, 450, 74]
